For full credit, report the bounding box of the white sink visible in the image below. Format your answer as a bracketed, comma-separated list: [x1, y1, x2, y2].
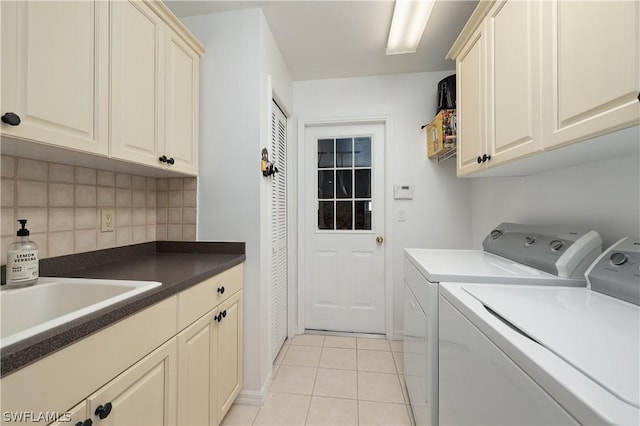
[0, 277, 162, 349]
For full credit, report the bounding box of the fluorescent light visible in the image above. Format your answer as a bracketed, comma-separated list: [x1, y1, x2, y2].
[386, 0, 435, 55]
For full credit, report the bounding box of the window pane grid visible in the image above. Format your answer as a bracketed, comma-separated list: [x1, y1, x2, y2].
[317, 136, 372, 231]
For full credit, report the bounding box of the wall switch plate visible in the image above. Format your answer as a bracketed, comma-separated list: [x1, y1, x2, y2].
[398, 208, 406, 222]
[101, 209, 115, 232]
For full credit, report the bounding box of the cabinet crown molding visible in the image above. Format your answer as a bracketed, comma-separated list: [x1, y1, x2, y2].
[145, 0, 206, 55]
[447, 0, 495, 60]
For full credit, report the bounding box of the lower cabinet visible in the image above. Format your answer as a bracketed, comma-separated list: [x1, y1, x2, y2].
[216, 292, 243, 420]
[50, 340, 177, 426]
[86, 339, 177, 426]
[0, 265, 243, 426]
[177, 290, 243, 426]
[48, 401, 88, 426]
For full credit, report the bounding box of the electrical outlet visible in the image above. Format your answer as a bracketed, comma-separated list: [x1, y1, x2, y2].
[101, 209, 115, 232]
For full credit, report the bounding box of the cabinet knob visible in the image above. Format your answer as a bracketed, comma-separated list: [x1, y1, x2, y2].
[167, 157, 175, 165]
[477, 156, 483, 164]
[95, 403, 112, 420]
[1, 112, 21, 126]
[222, 310, 227, 318]
[482, 153, 491, 163]
[159, 155, 168, 163]
[217, 286, 225, 294]
[214, 313, 222, 322]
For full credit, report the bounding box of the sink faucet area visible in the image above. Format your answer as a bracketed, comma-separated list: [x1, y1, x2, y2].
[0, 277, 162, 349]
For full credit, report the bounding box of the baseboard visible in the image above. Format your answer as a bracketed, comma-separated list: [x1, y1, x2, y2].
[234, 372, 273, 406]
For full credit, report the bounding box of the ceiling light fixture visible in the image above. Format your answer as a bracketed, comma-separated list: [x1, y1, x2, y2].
[386, 0, 435, 55]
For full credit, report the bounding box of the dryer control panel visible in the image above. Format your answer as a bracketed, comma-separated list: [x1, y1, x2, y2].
[482, 223, 602, 278]
[586, 237, 640, 306]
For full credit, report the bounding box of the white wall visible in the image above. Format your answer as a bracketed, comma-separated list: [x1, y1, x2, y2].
[293, 72, 473, 338]
[470, 153, 640, 249]
[183, 8, 293, 401]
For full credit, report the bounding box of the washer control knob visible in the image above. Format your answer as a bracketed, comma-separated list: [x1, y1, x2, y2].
[549, 240, 564, 251]
[490, 229, 503, 240]
[609, 252, 628, 266]
[525, 236, 536, 246]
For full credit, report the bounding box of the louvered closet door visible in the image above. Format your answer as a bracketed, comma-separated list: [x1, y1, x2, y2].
[271, 101, 288, 362]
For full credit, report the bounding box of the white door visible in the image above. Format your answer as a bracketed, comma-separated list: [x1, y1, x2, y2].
[304, 123, 385, 334]
[271, 102, 288, 362]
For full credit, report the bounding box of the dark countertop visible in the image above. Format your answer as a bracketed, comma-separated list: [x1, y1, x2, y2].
[0, 241, 245, 377]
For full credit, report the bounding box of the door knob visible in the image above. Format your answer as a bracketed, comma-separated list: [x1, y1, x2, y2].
[376, 236, 384, 244]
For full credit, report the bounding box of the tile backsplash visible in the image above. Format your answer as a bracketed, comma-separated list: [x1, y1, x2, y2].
[1, 155, 197, 265]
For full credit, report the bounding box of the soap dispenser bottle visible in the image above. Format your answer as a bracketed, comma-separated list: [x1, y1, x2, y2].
[6, 219, 39, 287]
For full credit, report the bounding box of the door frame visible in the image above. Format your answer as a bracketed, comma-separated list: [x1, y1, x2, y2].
[296, 114, 394, 338]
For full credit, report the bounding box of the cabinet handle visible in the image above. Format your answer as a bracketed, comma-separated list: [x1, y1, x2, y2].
[217, 286, 225, 294]
[222, 310, 227, 318]
[214, 313, 222, 322]
[482, 153, 492, 163]
[477, 156, 483, 164]
[95, 403, 112, 420]
[167, 157, 175, 165]
[1, 112, 21, 126]
[159, 155, 168, 163]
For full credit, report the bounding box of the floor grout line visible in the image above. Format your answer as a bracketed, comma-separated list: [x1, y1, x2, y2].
[258, 336, 411, 425]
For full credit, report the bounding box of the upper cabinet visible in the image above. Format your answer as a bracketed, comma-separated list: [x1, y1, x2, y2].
[1, 0, 204, 177]
[456, 23, 486, 176]
[110, 0, 166, 168]
[164, 28, 201, 175]
[449, 0, 639, 177]
[111, 0, 203, 175]
[1, 1, 109, 155]
[486, 1, 542, 165]
[542, 0, 640, 149]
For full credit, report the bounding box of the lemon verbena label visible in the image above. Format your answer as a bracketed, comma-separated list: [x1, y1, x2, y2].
[7, 250, 39, 283]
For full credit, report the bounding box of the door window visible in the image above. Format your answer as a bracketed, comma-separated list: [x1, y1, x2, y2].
[317, 136, 372, 231]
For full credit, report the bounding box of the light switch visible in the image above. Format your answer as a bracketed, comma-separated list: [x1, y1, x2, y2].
[398, 208, 406, 222]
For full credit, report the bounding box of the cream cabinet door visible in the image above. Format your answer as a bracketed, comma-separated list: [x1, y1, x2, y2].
[110, 0, 165, 167]
[216, 291, 243, 421]
[50, 401, 88, 426]
[457, 24, 487, 177]
[542, 0, 640, 149]
[87, 339, 177, 426]
[0, 1, 108, 155]
[165, 30, 200, 175]
[486, 0, 542, 166]
[177, 310, 217, 426]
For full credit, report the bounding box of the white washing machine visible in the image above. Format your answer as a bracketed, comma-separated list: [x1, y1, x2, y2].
[403, 223, 602, 425]
[438, 237, 640, 425]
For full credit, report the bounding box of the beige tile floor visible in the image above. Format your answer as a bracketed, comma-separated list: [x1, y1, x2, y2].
[221, 335, 412, 426]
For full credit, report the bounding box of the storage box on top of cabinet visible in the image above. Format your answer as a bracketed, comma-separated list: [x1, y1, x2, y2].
[426, 109, 457, 159]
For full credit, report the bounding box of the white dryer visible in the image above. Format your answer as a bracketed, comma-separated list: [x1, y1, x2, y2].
[438, 237, 640, 425]
[403, 223, 602, 425]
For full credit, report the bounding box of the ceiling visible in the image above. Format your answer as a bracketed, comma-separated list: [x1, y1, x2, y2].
[165, 0, 478, 81]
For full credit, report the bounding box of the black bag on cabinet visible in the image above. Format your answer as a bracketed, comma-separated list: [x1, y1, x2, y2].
[437, 74, 456, 112]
